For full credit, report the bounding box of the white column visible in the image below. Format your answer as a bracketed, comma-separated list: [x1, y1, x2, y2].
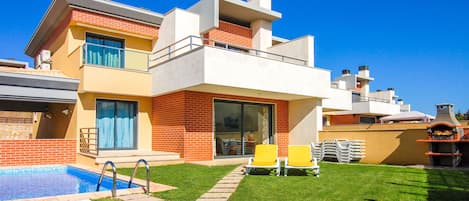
[289, 98, 323, 145]
[251, 20, 272, 51]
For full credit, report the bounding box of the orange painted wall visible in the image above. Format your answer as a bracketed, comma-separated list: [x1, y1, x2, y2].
[152, 91, 289, 161]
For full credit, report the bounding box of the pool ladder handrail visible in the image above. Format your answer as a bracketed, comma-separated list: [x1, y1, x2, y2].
[128, 159, 151, 194]
[97, 161, 117, 198]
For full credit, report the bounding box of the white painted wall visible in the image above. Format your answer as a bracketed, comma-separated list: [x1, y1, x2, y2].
[150, 46, 331, 99]
[369, 90, 395, 103]
[188, 0, 219, 34]
[335, 101, 401, 115]
[248, 0, 271, 10]
[322, 88, 352, 111]
[400, 104, 411, 112]
[267, 36, 315, 67]
[203, 46, 329, 98]
[335, 75, 357, 90]
[151, 8, 202, 66]
[289, 98, 323, 144]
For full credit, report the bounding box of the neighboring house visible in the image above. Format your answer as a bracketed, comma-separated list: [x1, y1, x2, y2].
[323, 66, 411, 125]
[1, 0, 351, 166]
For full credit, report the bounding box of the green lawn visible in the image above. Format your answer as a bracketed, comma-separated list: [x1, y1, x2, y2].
[230, 162, 469, 201]
[117, 164, 238, 201]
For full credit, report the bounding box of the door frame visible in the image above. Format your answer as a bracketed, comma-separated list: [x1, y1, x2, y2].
[96, 99, 138, 150]
[213, 99, 274, 158]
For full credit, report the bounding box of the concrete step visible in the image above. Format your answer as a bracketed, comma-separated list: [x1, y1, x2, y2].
[95, 151, 180, 164]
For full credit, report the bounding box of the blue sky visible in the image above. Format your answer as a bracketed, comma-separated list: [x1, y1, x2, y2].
[0, 0, 468, 115]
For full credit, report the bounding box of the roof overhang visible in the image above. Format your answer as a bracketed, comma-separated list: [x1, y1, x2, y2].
[25, 0, 163, 57]
[0, 71, 79, 104]
[219, 0, 281, 24]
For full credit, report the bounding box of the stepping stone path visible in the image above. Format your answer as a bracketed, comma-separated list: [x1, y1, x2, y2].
[118, 193, 164, 201]
[196, 165, 245, 201]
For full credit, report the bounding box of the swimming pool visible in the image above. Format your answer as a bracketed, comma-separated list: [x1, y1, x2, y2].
[0, 165, 138, 201]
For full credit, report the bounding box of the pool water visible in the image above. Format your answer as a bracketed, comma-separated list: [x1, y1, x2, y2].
[0, 165, 138, 201]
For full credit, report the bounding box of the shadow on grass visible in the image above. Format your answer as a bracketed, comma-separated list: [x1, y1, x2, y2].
[425, 168, 469, 201]
[247, 168, 313, 176]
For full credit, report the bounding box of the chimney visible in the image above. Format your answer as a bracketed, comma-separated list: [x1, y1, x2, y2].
[397, 99, 404, 105]
[248, 0, 271, 10]
[358, 65, 370, 77]
[341, 69, 351, 77]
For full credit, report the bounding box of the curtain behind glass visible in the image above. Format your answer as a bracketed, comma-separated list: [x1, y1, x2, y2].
[86, 37, 103, 66]
[86, 34, 123, 68]
[104, 40, 123, 68]
[97, 101, 115, 149]
[115, 102, 135, 149]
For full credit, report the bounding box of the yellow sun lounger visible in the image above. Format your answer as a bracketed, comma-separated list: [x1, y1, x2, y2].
[245, 144, 281, 176]
[285, 145, 320, 177]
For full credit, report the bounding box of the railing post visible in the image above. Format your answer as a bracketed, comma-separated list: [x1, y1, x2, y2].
[189, 36, 193, 50]
[168, 46, 171, 59]
[96, 128, 99, 156]
[118, 48, 121, 68]
[83, 44, 87, 65]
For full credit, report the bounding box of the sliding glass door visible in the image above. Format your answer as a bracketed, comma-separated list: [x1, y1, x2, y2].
[214, 100, 273, 157]
[96, 100, 137, 150]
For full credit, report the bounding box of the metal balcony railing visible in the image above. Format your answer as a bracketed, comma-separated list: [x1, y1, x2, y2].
[150, 35, 308, 67]
[79, 128, 99, 155]
[352, 95, 392, 104]
[82, 43, 150, 71]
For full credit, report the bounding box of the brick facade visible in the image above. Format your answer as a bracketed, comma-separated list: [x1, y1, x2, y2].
[70, 9, 158, 38]
[204, 21, 252, 48]
[152, 91, 288, 161]
[0, 139, 76, 166]
[329, 114, 361, 125]
[37, 9, 158, 57]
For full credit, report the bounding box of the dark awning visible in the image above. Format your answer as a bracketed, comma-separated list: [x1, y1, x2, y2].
[0, 71, 79, 104]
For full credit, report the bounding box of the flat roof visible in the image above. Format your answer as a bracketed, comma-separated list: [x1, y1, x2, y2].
[0, 59, 29, 68]
[219, 0, 281, 24]
[25, 0, 164, 57]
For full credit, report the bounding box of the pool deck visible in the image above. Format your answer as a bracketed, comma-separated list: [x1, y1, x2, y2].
[9, 164, 176, 201]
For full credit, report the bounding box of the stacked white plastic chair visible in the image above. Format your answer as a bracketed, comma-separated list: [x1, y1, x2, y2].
[312, 139, 366, 163]
[311, 142, 323, 160]
[349, 140, 366, 161]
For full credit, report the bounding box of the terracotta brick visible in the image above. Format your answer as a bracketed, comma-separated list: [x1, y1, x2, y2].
[0, 139, 76, 166]
[37, 9, 158, 57]
[204, 21, 252, 48]
[152, 91, 289, 161]
[329, 115, 361, 125]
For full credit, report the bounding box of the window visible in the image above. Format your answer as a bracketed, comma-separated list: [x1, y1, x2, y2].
[214, 42, 249, 53]
[214, 100, 273, 157]
[360, 116, 376, 124]
[85, 33, 125, 68]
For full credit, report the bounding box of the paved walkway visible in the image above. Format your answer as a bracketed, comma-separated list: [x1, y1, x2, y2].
[196, 165, 245, 201]
[118, 193, 164, 201]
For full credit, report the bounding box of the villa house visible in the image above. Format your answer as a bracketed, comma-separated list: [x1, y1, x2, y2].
[0, 0, 351, 167]
[323, 66, 411, 125]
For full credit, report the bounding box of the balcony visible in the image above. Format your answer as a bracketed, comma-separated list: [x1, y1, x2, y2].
[149, 36, 330, 100]
[78, 43, 152, 96]
[82, 43, 150, 71]
[323, 88, 352, 112]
